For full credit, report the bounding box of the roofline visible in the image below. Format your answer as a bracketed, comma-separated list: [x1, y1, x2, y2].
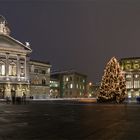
[51, 70, 87, 77]
[30, 59, 51, 65]
[120, 57, 140, 61]
[0, 34, 32, 52]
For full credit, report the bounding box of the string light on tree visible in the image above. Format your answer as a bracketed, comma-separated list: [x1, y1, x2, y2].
[97, 57, 126, 103]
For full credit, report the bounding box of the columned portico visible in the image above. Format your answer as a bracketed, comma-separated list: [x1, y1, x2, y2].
[0, 15, 32, 99]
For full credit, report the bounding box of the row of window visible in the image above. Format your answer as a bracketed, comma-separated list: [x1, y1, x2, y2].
[31, 79, 47, 85]
[126, 81, 140, 88]
[64, 83, 85, 90]
[0, 61, 25, 76]
[30, 65, 50, 74]
[126, 74, 140, 79]
[64, 76, 85, 83]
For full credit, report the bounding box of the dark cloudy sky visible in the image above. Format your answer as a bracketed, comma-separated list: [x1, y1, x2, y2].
[0, 0, 140, 83]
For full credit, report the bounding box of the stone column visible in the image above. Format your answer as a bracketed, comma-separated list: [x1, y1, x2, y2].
[25, 56, 27, 81]
[5, 53, 9, 79]
[5, 83, 11, 97]
[17, 55, 20, 80]
[16, 84, 22, 97]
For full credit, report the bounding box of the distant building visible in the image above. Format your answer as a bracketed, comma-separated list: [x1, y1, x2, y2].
[120, 57, 140, 100]
[50, 78, 60, 98]
[0, 15, 51, 99]
[51, 70, 87, 98]
[29, 60, 51, 99]
[86, 82, 100, 98]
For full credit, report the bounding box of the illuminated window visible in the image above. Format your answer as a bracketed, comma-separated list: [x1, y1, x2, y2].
[20, 63, 24, 77]
[0, 61, 5, 76]
[9, 62, 17, 76]
[66, 77, 69, 81]
[134, 74, 139, 79]
[76, 84, 78, 88]
[134, 80, 140, 88]
[126, 81, 133, 88]
[70, 83, 73, 89]
[126, 74, 132, 79]
[83, 85, 85, 90]
[136, 91, 139, 97]
[128, 92, 131, 98]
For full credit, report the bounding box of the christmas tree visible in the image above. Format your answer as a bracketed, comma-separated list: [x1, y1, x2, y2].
[97, 57, 126, 103]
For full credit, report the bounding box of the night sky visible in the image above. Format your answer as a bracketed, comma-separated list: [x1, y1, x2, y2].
[0, 0, 140, 83]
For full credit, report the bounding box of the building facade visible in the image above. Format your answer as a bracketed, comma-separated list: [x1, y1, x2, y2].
[86, 82, 100, 98]
[29, 60, 51, 99]
[0, 15, 32, 99]
[0, 15, 51, 99]
[120, 57, 140, 100]
[51, 71, 87, 98]
[50, 78, 60, 98]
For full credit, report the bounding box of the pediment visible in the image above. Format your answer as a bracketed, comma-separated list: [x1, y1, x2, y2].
[0, 35, 32, 52]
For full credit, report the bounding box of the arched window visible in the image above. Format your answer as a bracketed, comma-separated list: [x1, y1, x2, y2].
[9, 62, 17, 76]
[0, 61, 5, 76]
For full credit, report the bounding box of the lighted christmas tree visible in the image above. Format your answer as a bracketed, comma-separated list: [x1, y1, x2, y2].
[97, 57, 126, 103]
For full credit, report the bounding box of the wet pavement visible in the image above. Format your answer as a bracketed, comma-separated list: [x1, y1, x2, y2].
[0, 101, 140, 140]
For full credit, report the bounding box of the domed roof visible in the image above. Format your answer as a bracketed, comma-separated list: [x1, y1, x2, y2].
[0, 15, 7, 24]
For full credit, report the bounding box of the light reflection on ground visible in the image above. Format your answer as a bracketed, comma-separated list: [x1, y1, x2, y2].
[0, 101, 139, 140]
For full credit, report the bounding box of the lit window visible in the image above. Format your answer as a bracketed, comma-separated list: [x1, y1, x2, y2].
[126, 81, 133, 88]
[134, 74, 139, 78]
[0, 61, 5, 76]
[134, 80, 140, 88]
[76, 84, 78, 88]
[136, 92, 139, 97]
[128, 92, 131, 98]
[126, 74, 132, 79]
[66, 77, 69, 81]
[9, 62, 17, 76]
[20, 63, 24, 77]
[70, 84, 73, 89]
[83, 86, 85, 90]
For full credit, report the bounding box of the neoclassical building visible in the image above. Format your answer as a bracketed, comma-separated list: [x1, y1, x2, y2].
[120, 57, 140, 100]
[0, 15, 51, 99]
